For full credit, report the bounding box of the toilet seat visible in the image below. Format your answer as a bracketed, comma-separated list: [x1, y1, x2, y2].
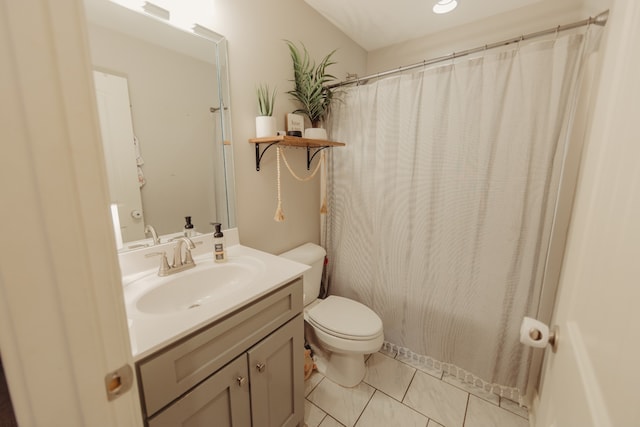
[307, 296, 383, 341]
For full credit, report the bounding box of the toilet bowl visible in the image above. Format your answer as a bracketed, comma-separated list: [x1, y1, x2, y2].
[280, 243, 384, 387]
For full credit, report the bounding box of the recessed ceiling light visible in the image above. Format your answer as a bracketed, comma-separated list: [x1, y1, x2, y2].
[433, 0, 458, 14]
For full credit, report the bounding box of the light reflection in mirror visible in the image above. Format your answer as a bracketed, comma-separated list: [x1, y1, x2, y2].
[84, 0, 236, 251]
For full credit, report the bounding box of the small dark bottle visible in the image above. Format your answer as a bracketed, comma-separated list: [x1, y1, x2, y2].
[184, 216, 195, 237]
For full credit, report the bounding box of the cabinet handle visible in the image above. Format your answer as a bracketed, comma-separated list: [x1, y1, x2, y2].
[236, 376, 247, 387]
[256, 362, 266, 373]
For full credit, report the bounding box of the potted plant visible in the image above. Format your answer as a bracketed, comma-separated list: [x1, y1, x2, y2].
[285, 40, 337, 139]
[255, 83, 277, 138]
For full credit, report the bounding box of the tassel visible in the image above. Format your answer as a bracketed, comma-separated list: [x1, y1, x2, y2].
[274, 147, 285, 222]
[320, 197, 327, 214]
[274, 201, 285, 222]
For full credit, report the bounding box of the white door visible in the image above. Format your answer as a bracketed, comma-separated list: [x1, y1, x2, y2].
[0, 0, 142, 425]
[533, 1, 640, 426]
[94, 71, 146, 243]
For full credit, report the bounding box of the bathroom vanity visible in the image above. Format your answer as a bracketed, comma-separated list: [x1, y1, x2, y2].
[120, 230, 308, 426]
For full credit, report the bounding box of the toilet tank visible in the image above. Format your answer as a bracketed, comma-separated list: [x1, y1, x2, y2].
[279, 243, 326, 306]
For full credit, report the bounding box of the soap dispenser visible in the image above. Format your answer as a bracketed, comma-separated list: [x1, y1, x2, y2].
[184, 216, 195, 237]
[211, 222, 226, 263]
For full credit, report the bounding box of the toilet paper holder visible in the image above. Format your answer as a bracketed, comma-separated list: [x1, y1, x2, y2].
[520, 317, 559, 352]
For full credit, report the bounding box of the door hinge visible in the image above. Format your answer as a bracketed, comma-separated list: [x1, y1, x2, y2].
[105, 364, 134, 401]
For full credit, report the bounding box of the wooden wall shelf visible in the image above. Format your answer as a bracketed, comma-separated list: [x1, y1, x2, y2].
[248, 135, 345, 171]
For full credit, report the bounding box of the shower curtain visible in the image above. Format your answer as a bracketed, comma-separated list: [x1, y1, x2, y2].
[325, 31, 599, 392]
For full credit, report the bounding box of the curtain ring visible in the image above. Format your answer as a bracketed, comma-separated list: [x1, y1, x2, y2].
[554, 25, 560, 41]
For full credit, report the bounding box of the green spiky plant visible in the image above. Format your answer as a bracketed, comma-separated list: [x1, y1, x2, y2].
[285, 40, 337, 127]
[256, 84, 276, 116]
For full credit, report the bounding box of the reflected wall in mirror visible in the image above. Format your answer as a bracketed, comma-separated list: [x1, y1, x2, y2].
[84, 0, 236, 250]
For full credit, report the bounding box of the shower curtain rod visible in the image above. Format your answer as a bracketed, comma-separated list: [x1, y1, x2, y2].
[329, 10, 609, 89]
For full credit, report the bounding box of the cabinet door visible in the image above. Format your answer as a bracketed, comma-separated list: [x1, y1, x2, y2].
[148, 355, 251, 427]
[248, 314, 304, 427]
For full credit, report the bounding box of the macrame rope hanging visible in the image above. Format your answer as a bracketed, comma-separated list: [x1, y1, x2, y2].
[274, 147, 285, 222]
[320, 150, 328, 214]
[273, 147, 328, 221]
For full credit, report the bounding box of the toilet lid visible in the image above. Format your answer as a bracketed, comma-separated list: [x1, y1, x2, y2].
[307, 296, 383, 340]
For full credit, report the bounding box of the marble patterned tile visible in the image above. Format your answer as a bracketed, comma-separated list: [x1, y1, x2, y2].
[363, 352, 416, 401]
[307, 378, 375, 427]
[306, 371, 324, 397]
[500, 397, 529, 419]
[442, 373, 500, 405]
[395, 353, 444, 379]
[305, 399, 328, 427]
[403, 370, 469, 427]
[319, 416, 346, 427]
[427, 420, 444, 427]
[355, 390, 428, 427]
[465, 395, 529, 427]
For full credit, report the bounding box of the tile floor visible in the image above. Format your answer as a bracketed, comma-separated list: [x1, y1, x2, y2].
[304, 349, 529, 427]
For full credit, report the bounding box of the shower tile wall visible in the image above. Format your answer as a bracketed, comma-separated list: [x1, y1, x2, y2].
[304, 351, 528, 427]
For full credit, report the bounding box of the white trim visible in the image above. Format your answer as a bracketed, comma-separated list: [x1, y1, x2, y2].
[566, 322, 612, 427]
[0, 0, 142, 425]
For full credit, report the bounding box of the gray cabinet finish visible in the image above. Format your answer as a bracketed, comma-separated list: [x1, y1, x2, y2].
[136, 279, 304, 426]
[148, 355, 251, 427]
[249, 315, 304, 427]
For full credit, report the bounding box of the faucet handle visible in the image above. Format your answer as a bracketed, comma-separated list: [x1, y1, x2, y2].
[145, 251, 171, 276]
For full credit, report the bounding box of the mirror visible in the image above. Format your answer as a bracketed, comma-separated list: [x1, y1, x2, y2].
[83, 0, 236, 250]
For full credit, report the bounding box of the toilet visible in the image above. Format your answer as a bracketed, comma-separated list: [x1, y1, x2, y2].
[280, 243, 384, 387]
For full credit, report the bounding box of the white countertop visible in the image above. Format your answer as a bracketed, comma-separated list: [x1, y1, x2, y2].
[119, 231, 309, 361]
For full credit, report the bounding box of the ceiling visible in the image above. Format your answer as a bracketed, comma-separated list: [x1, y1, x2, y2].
[304, 0, 549, 51]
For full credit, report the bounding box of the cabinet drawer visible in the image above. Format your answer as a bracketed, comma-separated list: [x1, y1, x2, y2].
[138, 278, 302, 417]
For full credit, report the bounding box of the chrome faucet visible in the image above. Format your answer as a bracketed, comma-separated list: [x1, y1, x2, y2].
[145, 224, 160, 245]
[145, 237, 196, 277]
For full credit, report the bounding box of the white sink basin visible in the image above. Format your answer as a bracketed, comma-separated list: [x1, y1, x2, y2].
[126, 256, 264, 315]
[121, 238, 310, 360]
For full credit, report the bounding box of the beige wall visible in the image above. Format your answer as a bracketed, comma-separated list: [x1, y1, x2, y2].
[203, 0, 609, 254]
[200, 0, 367, 254]
[106, 0, 615, 257]
[91, 0, 367, 254]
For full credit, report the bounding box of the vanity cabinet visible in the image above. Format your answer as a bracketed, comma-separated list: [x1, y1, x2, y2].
[136, 279, 304, 427]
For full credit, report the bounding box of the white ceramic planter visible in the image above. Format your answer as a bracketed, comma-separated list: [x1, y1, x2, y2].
[255, 116, 276, 138]
[304, 127, 328, 140]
